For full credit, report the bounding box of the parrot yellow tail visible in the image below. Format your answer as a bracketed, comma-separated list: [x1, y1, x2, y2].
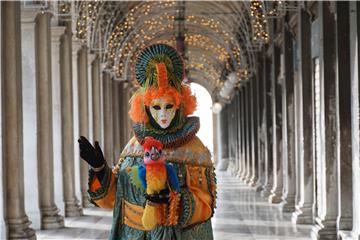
[142, 203, 157, 230]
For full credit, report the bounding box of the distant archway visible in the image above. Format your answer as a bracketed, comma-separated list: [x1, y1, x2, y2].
[190, 82, 214, 157]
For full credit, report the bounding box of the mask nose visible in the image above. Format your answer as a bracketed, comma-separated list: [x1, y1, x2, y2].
[151, 153, 160, 160]
[150, 147, 160, 160]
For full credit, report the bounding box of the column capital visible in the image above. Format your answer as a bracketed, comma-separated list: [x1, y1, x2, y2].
[100, 63, 108, 72]
[88, 53, 97, 64]
[72, 39, 83, 55]
[51, 26, 66, 43]
[21, 8, 37, 31]
[21, 8, 38, 23]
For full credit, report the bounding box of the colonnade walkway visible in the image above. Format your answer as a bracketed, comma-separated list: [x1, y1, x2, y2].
[36, 171, 312, 240]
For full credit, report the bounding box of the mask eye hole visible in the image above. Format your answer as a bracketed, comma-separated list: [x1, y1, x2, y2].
[152, 105, 161, 110]
[159, 149, 162, 155]
[165, 104, 173, 109]
[145, 152, 150, 157]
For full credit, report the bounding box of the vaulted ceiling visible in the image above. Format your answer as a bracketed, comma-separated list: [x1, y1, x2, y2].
[73, 1, 273, 99]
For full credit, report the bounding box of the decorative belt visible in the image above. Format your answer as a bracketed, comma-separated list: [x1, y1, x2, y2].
[121, 193, 181, 231]
[122, 200, 146, 231]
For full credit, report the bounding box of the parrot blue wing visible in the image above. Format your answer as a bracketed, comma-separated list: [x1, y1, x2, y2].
[166, 163, 180, 192]
[138, 165, 147, 190]
[126, 166, 146, 192]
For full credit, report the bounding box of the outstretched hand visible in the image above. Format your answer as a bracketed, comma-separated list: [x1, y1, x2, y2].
[78, 136, 106, 169]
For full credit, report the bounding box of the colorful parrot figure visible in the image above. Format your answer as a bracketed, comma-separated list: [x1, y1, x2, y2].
[127, 136, 180, 230]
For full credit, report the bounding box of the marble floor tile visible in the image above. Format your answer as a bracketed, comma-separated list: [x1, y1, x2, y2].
[37, 171, 312, 239]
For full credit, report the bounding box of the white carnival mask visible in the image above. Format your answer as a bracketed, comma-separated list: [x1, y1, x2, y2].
[149, 97, 176, 129]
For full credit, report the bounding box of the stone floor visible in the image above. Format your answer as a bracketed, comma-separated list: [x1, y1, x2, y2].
[37, 171, 312, 240]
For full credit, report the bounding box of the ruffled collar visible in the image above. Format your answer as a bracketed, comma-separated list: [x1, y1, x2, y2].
[133, 116, 200, 149]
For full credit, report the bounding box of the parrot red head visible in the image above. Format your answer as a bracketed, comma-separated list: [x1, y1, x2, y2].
[142, 137, 165, 165]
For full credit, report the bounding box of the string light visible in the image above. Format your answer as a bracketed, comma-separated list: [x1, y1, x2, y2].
[75, 1, 252, 90]
[75, 1, 102, 42]
[250, 0, 269, 43]
[58, 1, 71, 15]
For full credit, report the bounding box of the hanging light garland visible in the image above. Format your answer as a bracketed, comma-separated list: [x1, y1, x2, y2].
[250, 0, 269, 43]
[75, 1, 250, 90]
[58, 1, 71, 15]
[107, 4, 243, 87]
[266, 0, 283, 18]
[75, 1, 102, 42]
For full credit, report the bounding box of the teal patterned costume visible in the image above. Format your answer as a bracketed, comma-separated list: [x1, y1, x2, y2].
[88, 117, 217, 240]
[88, 44, 217, 240]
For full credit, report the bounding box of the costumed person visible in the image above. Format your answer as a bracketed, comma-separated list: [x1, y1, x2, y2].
[78, 44, 217, 240]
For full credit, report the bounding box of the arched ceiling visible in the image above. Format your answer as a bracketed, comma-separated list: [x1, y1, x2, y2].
[74, 1, 271, 98]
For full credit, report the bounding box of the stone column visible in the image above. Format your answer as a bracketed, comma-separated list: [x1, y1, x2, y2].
[248, 80, 255, 185]
[219, 104, 229, 168]
[21, 8, 40, 229]
[102, 72, 114, 165]
[72, 40, 82, 205]
[269, 45, 284, 203]
[51, 26, 66, 217]
[59, 21, 82, 217]
[263, 40, 280, 200]
[118, 81, 125, 150]
[282, 25, 296, 212]
[259, 55, 269, 193]
[77, 46, 91, 207]
[113, 81, 121, 160]
[336, 2, 353, 237]
[261, 56, 274, 198]
[233, 97, 237, 173]
[121, 81, 132, 145]
[92, 56, 101, 143]
[251, 69, 259, 186]
[349, 2, 360, 239]
[0, 2, 5, 238]
[229, 98, 236, 172]
[311, 2, 338, 239]
[256, 52, 266, 190]
[126, 85, 135, 141]
[1, 2, 36, 238]
[237, 88, 245, 178]
[241, 84, 250, 181]
[247, 82, 253, 184]
[35, 11, 64, 229]
[236, 92, 242, 177]
[292, 7, 315, 225]
[213, 112, 219, 166]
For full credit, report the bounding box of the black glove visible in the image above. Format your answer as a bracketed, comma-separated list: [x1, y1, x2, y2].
[78, 136, 106, 168]
[144, 188, 170, 204]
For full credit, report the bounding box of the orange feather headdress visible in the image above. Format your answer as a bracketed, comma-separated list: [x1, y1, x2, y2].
[129, 44, 197, 124]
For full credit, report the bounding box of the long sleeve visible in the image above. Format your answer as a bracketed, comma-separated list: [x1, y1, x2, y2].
[88, 165, 117, 209]
[179, 165, 217, 227]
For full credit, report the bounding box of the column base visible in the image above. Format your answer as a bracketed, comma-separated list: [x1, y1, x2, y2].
[65, 200, 83, 217]
[244, 174, 252, 184]
[268, 189, 284, 204]
[82, 195, 92, 208]
[311, 218, 337, 240]
[282, 195, 296, 212]
[7, 216, 36, 239]
[338, 230, 353, 240]
[40, 206, 64, 229]
[261, 184, 272, 198]
[249, 176, 258, 187]
[255, 183, 265, 192]
[292, 203, 314, 224]
[240, 172, 247, 182]
[338, 216, 353, 232]
[235, 170, 242, 179]
[351, 231, 360, 240]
